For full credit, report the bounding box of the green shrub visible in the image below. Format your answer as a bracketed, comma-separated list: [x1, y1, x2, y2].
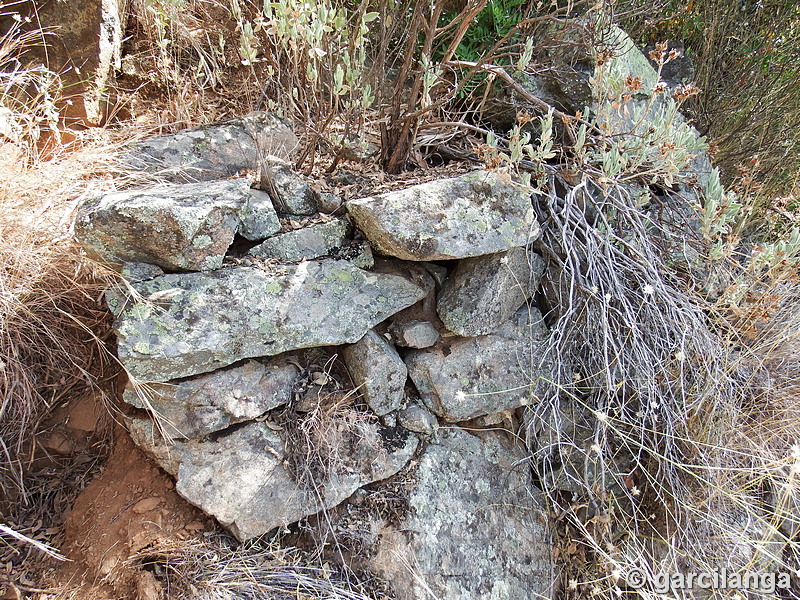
[620, 0, 800, 202]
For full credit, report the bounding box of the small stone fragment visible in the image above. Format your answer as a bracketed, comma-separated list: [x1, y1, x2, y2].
[397, 403, 438, 435]
[345, 241, 375, 269]
[238, 189, 284, 241]
[391, 320, 440, 349]
[121, 262, 165, 283]
[421, 263, 449, 288]
[261, 156, 318, 215]
[249, 219, 349, 262]
[132, 497, 162, 514]
[317, 192, 344, 214]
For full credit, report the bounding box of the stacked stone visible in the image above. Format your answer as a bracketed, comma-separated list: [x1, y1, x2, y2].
[75, 112, 553, 599]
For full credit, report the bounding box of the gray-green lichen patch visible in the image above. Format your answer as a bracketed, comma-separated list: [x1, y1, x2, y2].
[75, 179, 280, 272]
[123, 357, 300, 439]
[346, 171, 539, 261]
[369, 428, 551, 600]
[114, 259, 426, 381]
[126, 417, 418, 541]
[405, 307, 550, 422]
[437, 247, 545, 336]
[123, 111, 298, 182]
[248, 219, 349, 262]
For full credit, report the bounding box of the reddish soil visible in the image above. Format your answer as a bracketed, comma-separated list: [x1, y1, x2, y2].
[50, 424, 210, 600]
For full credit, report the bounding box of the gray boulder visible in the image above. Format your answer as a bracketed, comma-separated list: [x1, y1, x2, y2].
[124, 112, 298, 182]
[486, 24, 658, 130]
[342, 331, 407, 417]
[437, 247, 545, 336]
[405, 308, 549, 422]
[346, 171, 539, 261]
[249, 219, 349, 263]
[369, 428, 553, 599]
[109, 259, 426, 381]
[75, 179, 280, 271]
[124, 358, 299, 439]
[127, 418, 418, 541]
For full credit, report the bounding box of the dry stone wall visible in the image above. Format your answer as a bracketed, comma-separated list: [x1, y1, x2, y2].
[69, 21, 724, 598]
[75, 112, 554, 599]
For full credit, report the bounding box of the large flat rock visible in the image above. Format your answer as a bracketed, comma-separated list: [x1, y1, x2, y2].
[369, 428, 553, 599]
[109, 260, 426, 381]
[75, 179, 279, 271]
[123, 358, 299, 439]
[127, 418, 418, 541]
[123, 112, 298, 182]
[405, 307, 549, 422]
[346, 171, 538, 260]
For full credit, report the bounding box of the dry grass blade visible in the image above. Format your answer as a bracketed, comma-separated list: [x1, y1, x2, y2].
[0, 523, 68, 561]
[0, 226, 115, 499]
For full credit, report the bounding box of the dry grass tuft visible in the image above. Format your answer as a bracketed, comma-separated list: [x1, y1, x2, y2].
[528, 172, 800, 597]
[0, 124, 164, 503]
[0, 230, 118, 488]
[279, 355, 381, 490]
[126, 534, 380, 600]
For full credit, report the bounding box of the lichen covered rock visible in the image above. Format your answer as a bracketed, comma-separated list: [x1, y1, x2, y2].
[75, 179, 280, 271]
[248, 219, 349, 263]
[261, 156, 318, 215]
[342, 330, 407, 416]
[437, 247, 545, 336]
[127, 418, 418, 541]
[110, 259, 426, 381]
[405, 307, 549, 422]
[123, 358, 299, 438]
[369, 428, 552, 599]
[346, 171, 539, 260]
[124, 112, 298, 182]
[397, 402, 438, 435]
[390, 320, 440, 349]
